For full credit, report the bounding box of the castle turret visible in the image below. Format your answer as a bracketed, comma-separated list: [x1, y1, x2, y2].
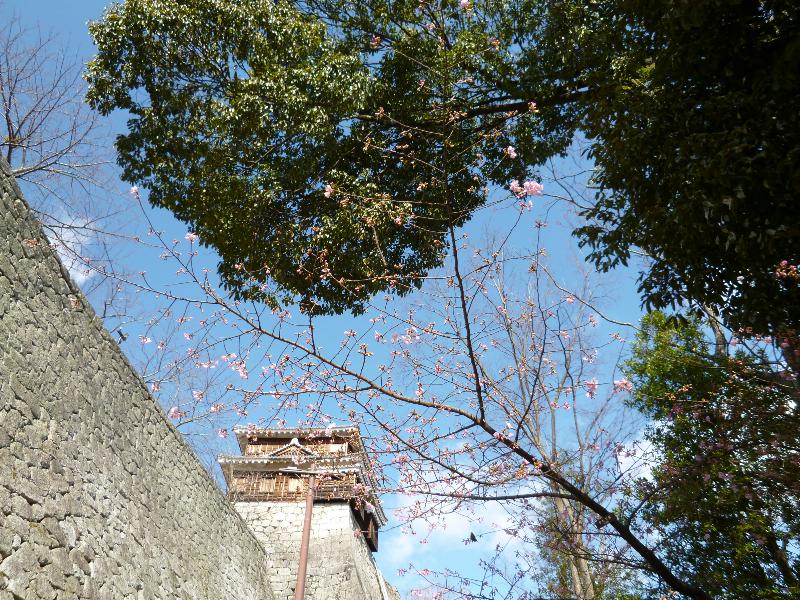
[219, 426, 394, 600]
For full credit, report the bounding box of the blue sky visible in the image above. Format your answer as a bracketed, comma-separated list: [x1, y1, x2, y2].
[4, 0, 649, 595]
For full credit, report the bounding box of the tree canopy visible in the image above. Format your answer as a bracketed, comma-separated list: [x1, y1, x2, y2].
[87, 0, 800, 332]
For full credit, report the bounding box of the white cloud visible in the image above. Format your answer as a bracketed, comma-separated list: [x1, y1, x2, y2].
[381, 526, 416, 570]
[44, 218, 96, 286]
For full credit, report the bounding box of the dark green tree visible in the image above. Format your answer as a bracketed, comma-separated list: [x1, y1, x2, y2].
[578, 0, 800, 346]
[624, 312, 800, 599]
[86, 0, 800, 334]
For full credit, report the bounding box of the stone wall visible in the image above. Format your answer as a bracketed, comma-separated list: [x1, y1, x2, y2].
[235, 501, 393, 600]
[0, 157, 276, 598]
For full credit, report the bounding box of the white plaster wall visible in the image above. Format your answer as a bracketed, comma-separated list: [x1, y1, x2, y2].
[235, 500, 387, 600]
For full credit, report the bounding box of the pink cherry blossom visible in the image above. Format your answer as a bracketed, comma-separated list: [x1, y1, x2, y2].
[585, 378, 599, 398]
[613, 378, 634, 393]
[323, 184, 334, 198]
[505, 146, 517, 159]
[185, 232, 198, 242]
[509, 180, 524, 196]
[217, 428, 228, 438]
[523, 180, 544, 196]
[192, 390, 204, 401]
[167, 406, 181, 419]
[509, 179, 543, 198]
[232, 361, 248, 379]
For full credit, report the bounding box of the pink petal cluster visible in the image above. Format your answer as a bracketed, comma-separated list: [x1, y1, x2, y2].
[613, 378, 634, 393]
[509, 179, 543, 198]
[523, 180, 544, 196]
[585, 377, 599, 398]
[775, 260, 799, 281]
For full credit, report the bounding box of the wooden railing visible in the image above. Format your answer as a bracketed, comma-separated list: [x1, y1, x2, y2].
[228, 472, 358, 502]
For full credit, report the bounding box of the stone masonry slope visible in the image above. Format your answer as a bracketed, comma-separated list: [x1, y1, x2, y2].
[0, 156, 276, 599]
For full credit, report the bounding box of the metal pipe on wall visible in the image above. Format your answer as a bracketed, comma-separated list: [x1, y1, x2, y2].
[294, 475, 315, 600]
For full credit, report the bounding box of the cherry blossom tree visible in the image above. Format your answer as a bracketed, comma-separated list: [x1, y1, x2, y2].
[76, 1, 723, 595]
[89, 168, 707, 599]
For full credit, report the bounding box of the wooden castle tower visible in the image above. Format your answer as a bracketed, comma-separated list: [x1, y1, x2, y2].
[218, 426, 394, 600]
